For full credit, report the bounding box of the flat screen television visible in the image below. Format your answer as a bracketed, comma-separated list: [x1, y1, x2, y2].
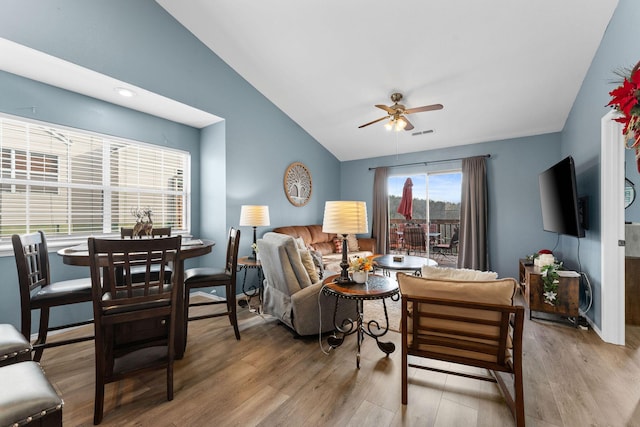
[539, 156, 587, 238]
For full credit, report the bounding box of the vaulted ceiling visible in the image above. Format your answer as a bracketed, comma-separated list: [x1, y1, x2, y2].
[0, 2, 620, 162]
[158, 0, 618, 161]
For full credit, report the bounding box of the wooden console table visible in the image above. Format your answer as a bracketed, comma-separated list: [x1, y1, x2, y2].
[518, 259, 579, 324]
[626, 257, 640, 325]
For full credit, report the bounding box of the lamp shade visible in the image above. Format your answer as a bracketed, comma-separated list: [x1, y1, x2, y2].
[322, 201, 368, 235]
[239, 205, 270, 227]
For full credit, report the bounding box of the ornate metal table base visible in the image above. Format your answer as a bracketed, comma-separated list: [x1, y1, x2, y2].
[322, 274, 399, 369]
[328, 297, 398, 368]
[237, 257, 263, 313]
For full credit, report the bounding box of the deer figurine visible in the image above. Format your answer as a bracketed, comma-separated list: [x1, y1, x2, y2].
[132, 208, 153, 238]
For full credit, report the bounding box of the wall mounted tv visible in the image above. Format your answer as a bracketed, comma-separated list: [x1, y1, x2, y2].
[539, 156, 588, 238]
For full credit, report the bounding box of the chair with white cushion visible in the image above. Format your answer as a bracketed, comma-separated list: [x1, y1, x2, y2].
[397, 272, 525, 427]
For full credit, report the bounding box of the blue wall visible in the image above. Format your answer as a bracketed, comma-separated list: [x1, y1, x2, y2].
[341, 133, 562, 280]
[0, 71, 202, 327]
[2, 0, 637, 333]
[558, 0, 638, 328]
[0, 0, 341, 330]
[626, 148, 640, 221]
[0, 0, 341, 253]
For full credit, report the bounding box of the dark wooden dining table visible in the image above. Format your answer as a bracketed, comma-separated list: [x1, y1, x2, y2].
[57, 238, 215, 359]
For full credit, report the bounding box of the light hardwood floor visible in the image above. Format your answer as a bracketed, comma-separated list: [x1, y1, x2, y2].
[36, 296, 640, 427]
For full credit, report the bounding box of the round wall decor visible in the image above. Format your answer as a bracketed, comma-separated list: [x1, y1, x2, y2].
[284, 162, 312, 207]
[625, 177, 636, 209]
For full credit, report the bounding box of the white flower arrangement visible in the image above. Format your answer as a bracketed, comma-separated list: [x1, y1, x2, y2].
[540, 262, 562, 306]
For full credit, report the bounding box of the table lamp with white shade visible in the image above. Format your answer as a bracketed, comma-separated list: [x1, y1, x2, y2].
[322, 201, 368, 284]
[239, 205, 270, 260]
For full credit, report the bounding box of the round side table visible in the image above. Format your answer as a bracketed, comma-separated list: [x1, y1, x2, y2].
[237, 256, 263, 312]
[322, 274, 399, 369]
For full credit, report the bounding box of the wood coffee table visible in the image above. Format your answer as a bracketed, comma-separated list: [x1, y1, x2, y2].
[322, 274, 399, 369]
[373, 254, 437, 276]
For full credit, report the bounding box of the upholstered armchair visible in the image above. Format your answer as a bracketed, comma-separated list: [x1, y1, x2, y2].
[257, 232, 356, 336]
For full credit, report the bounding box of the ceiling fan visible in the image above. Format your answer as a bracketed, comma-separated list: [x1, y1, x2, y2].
[358, 92, 443, 131]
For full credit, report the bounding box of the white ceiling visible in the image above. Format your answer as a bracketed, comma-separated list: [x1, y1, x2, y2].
[1, 2, 619, 161]
[157, 0, 618, 161]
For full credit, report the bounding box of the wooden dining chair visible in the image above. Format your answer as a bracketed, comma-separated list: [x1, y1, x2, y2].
[120, 226, 173, 283]
[11, 231, 94, 362]
[184, 227, 241, 341]
[120, 226, 172, 239]
[88, 235, 181, 424]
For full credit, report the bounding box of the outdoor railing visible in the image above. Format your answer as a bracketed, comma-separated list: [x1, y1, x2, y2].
[389, 218, 459, 243]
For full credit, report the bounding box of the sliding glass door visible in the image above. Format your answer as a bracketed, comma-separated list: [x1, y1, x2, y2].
[388, 171, 461, 265]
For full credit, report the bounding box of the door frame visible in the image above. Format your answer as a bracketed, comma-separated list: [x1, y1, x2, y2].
[600, 109, 625, 345]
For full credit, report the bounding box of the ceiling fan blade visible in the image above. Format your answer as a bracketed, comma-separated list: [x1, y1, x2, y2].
[400, 116, 414, 131]
[358, 116, 388, 128]
[375, 104, 396, 114]
[404, 103, 444, 114]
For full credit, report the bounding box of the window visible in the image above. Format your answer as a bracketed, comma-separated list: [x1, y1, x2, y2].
[387, 171, 461, 263]
[0, 114, 190, 241]
[1, 148, 59, 194]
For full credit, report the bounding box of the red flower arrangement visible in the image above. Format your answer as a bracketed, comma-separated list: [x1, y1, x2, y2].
[608, 61, 640, 172]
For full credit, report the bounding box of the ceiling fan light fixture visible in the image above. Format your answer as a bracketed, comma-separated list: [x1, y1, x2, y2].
[358, 92, 443, 132]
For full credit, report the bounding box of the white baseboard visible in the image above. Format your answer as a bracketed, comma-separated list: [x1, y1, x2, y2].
[191, 290, 225, 301]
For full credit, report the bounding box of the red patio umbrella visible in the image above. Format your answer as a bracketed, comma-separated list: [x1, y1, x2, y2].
[397, 178, 413, 220]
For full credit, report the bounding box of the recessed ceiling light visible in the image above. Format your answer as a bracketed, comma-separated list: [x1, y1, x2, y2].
[114, 87, 136, 97]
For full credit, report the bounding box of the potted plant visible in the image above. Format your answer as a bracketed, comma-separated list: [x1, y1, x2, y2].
[540, 262, 562, 305]
[349, 256, 373, 284]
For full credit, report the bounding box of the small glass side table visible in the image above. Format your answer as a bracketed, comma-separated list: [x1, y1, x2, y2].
[322, 273, 399, 369]
[237, 256, 263, 313]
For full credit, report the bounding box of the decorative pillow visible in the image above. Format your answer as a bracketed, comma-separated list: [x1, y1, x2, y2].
[309, 249, 325, 279]
[421, 265, 498, 281]
[313, 242, 334, 256]
[398, 273, 516, 306]
[294, 237, 307, 251]
[346, 234, 359, 251]
[300, 249, 320, 283]
[333, 236, 343, 253]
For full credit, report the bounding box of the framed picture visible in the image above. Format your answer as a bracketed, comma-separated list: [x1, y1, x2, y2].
[284, 162, 312, 207]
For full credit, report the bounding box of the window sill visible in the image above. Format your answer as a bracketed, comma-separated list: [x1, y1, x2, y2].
[0, 232, 192, 258]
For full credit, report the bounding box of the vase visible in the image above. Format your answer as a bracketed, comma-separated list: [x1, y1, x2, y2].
[352, 271, 368, 284]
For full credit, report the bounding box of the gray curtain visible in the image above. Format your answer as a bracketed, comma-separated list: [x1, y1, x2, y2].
[458, 156, 488, 270]
[372, 167, 389, 254]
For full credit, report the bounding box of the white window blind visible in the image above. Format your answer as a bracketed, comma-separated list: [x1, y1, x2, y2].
[0, 115, 190, 241]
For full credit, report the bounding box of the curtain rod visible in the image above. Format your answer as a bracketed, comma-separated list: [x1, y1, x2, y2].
[367, 154, 491, 171]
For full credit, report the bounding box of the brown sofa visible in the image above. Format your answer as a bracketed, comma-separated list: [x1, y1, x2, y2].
[271, 224, 376, 272]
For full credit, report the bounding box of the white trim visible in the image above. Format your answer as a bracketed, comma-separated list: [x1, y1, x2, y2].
[0, 113, 191, 241]
[191, 290, 225, 301]
[600, 110, 626, 345]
